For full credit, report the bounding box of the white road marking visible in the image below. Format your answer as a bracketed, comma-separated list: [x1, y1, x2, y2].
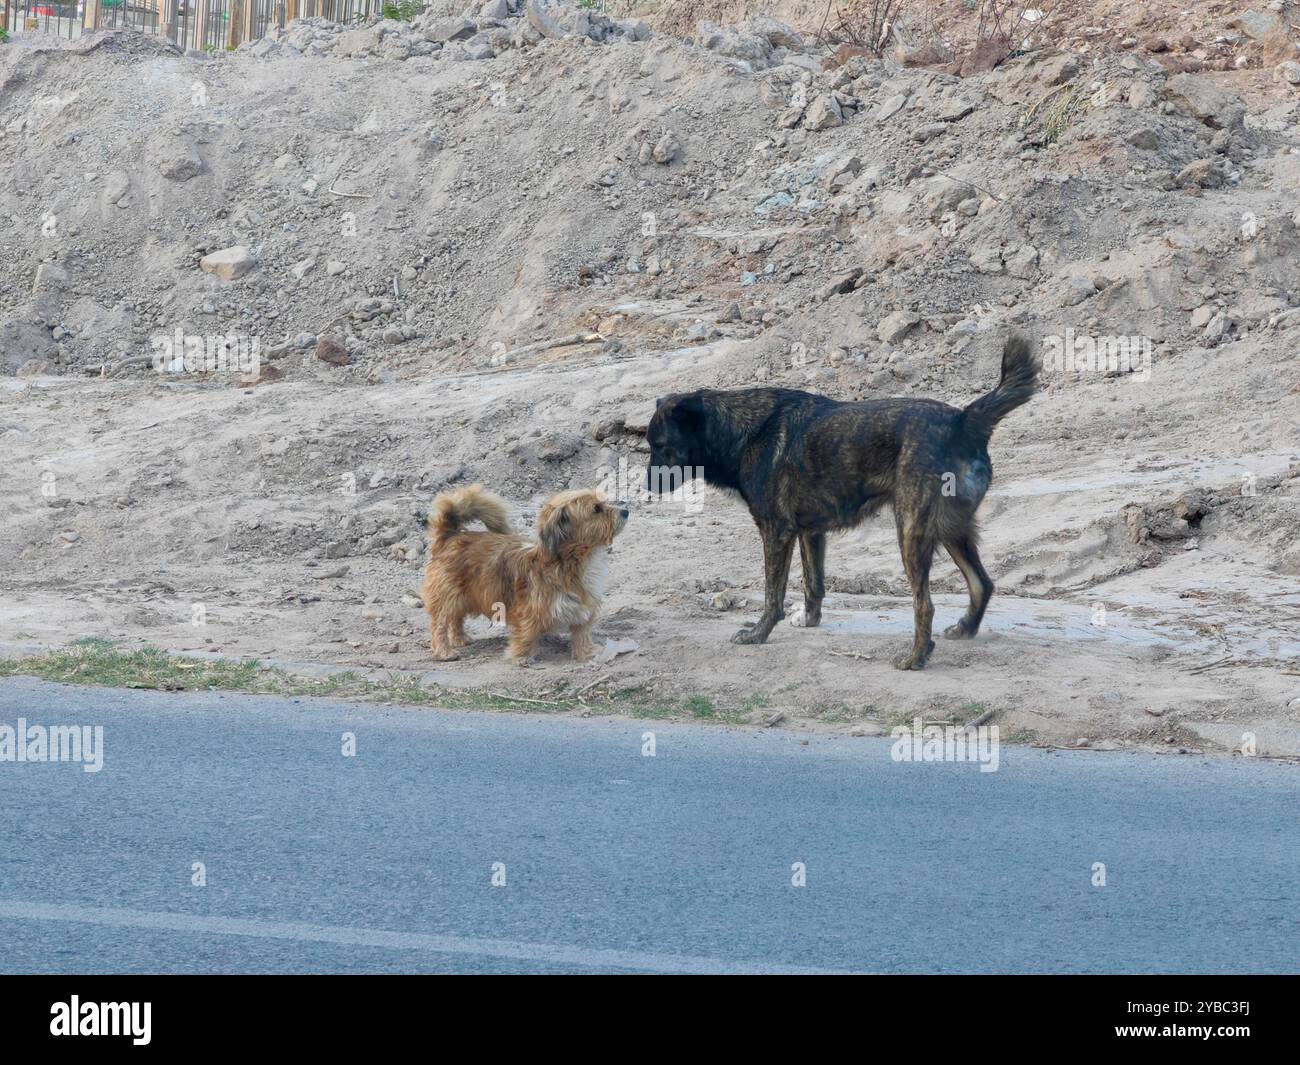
[0, 900, 855, 975]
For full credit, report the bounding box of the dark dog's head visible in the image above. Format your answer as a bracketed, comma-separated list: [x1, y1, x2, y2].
[645, 393, 710, 495]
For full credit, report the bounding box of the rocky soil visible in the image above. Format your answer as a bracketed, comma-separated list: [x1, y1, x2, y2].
[1, 1, 1299, 756]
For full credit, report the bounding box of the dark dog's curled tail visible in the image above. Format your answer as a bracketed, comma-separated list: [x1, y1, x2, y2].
[427, 484, 512, 548]
[960, 334, 1038, 448]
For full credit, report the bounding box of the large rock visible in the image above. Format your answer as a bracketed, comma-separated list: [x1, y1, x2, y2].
[0, 312, 57, 375]
[1005, 245, 1041, 279]
[1228, 11, 1284, 40]
[960, 36, 1009, 76]
[804, 93, 843, 131]
[1164, 73, 1246, 129]
[748, 15, 803, 51]
[429, 18, 476, 43]
[878, 311, 920, 344]
[199, 246, 255, 281]
[1261, 25, 1300, 66]
[525, 0, 565, 39]
[334, 28, 380, 57]
[694, 19, 773, 67]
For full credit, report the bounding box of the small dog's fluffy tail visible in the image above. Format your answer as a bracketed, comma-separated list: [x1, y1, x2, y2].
[960, 334, 1038, 447]
[426, 485, 512, 548]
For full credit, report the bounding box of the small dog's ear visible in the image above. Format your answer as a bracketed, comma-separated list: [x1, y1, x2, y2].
[538, 503, 571, 559]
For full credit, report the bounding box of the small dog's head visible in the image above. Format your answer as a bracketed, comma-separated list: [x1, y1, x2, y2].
[645, 393, 708, 494]
[537, 489, 628, 561]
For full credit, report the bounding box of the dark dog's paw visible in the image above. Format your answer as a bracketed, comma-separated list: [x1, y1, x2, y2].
[892, 641, 935, 670]
[944, 620, 977, 640]
[731, 625, 769, 645]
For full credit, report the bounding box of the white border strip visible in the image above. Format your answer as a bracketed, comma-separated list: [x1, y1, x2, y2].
[0, 901, 853, 975]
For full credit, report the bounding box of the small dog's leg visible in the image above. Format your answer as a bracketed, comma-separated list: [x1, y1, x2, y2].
[733, 529, 795, 645]
[943, 534, 994, 640]
[429, 611, 460, 662]
[894, 516, 936, 670]
[506, 618, 545, 666]
[798, 531, 827, 627]
[446, 616, 469, 649]
[570, 621, 595, 663]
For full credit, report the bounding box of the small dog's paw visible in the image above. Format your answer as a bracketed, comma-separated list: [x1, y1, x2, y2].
[944, 621, 976, 640]
[731, 625, 768, 645]
[431, 650, 460, 662]
[571, 649, 595, 663]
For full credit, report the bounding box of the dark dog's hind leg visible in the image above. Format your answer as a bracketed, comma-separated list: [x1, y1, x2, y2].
[798, 532, 826, 627]
[943, 534, 993, 640]
[894, 512, 936, 670]
[733, 527, 795, 645]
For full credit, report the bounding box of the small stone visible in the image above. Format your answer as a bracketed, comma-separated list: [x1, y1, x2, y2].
[315, 335, 350, 366]
[198, 246, 255, 281]
[651, 130, 680, 164]
[911, 122, 949, 143]
[1275, 61, 1300, 85]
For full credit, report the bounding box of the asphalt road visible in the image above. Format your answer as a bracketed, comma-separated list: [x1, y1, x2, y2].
[1, 676, 1297, 974]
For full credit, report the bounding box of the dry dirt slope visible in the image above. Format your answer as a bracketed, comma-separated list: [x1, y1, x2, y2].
[1, 7, 1299, 756]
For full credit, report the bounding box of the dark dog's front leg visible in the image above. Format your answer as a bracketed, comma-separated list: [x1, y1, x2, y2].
[798, 531, 826, 627]
[733, 529, 795, 645]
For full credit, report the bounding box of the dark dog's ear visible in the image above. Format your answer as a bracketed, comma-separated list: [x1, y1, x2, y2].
[670, 394, 707, 433]
[655, 396, 666, 409]
[538, 503, 571, 559]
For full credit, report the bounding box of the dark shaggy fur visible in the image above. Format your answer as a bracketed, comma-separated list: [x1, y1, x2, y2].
[644, 335, 1038, 669]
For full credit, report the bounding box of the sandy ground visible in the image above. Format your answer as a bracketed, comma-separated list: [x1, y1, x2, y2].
[2, 5, 1300, 757]
[4, 328, 1298, 756]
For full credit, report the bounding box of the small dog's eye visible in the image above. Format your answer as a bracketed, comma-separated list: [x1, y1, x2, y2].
[594, 503, 603, 512]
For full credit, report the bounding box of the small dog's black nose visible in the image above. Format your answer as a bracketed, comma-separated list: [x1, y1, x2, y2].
[619, 509, 629, 520]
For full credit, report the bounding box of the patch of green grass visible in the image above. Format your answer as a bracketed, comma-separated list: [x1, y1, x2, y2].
[885, 707, 919, 729]
[0, 638, 262, 692]
[1005, 727, 1038, 745]
[0, 641, 764, 726]
[682, 695, 714, 719]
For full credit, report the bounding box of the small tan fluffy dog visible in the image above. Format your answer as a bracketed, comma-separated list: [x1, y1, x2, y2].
[422, 485, 628, 664]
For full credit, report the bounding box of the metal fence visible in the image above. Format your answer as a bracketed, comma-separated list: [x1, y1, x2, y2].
[1, 0, 386, 51]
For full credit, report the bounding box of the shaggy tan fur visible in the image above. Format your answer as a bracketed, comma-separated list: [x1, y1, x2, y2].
[422, 484, 627, 664]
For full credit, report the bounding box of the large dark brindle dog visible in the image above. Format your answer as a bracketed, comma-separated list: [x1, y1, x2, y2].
[645, 335, 1037, 669]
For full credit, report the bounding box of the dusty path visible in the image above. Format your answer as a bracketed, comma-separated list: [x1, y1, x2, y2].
[4, 323, 1298, 755]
